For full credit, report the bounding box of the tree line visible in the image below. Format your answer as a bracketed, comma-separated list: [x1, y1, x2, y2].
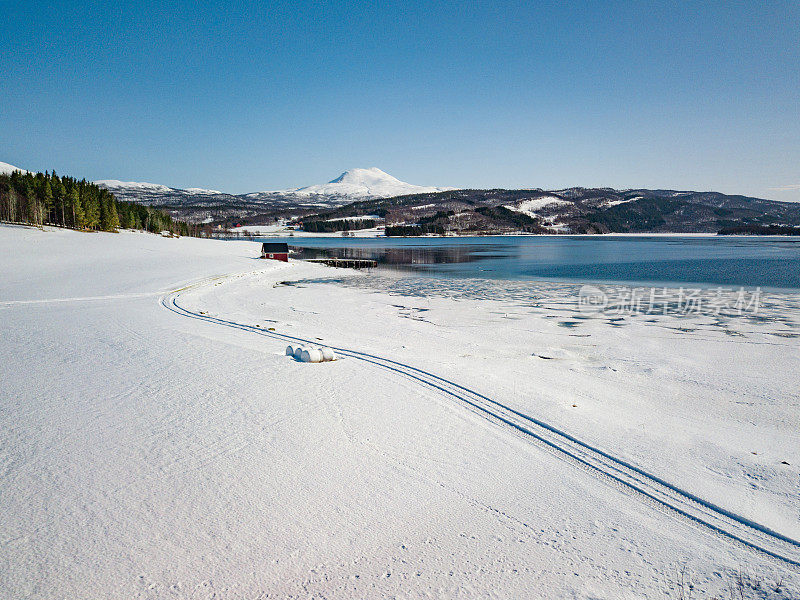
[385, 223, 446, 236]
[301, 218, 378, 233]
[0, 169, 201, 236]
[718, 224, 800, 236]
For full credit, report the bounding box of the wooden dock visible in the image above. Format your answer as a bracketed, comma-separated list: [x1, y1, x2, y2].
[306, 258, 377, 269]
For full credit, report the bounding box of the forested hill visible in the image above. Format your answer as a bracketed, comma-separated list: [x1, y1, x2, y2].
[300, 188, 800, 235]
[0, 169, 200, 236]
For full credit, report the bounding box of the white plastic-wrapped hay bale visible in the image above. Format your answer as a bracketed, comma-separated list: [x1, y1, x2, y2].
[319, 347, 336, 362]
[293, 346, 305, 360]
[300, 348, 323, 363]
[285, 345, 295, 356]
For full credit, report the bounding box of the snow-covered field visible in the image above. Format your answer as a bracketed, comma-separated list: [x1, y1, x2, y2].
[1, 225, 798, 599]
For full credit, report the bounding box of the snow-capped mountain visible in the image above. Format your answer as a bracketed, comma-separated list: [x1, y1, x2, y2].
[263, 167, 454, 199]
[91, 168, 456, 224]
[0, 161, 29, 175]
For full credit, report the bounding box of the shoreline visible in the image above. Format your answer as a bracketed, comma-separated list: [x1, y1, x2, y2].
[228, 225, 799, 239]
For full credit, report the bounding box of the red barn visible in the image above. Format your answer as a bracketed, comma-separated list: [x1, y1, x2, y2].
[261, 242, 289, 262]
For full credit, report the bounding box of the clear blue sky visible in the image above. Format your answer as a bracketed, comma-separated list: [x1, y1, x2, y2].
[2, 1, 798, 200]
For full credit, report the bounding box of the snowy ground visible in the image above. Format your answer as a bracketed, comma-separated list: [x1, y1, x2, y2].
[1, 225, 798, 599]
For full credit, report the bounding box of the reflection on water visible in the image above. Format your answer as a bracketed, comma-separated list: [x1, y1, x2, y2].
[258, 235, 800, 290]
[293, 244, 480, 266]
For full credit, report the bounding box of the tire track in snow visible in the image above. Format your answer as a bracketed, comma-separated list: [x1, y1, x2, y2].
[160, 277, 800, 570]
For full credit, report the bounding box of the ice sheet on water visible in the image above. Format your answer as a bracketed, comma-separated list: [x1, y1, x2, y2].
[293, 273, 800, 328]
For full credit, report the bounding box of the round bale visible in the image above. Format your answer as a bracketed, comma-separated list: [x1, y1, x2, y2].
[302, 348, 323, 363]
[285, 345, 295, 356]
[293, 346, 305, 360]
[319, 347, 336, 361]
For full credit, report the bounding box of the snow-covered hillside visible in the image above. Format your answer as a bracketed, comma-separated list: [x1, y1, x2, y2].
[504, 195, 572, 217]
[93, 179, 175, 193]
[0, 161, 29, 175]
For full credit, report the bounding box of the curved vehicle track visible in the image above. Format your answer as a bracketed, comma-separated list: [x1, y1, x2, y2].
[161, 275, 800, 570]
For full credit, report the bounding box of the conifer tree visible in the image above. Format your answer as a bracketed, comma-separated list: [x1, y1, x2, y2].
[23, 178, 39, 226]
[42, 179, 54, 224]
[100, 195, 120, 231]
[68, 187, 85, 228]
[83, 193, 100, 229]
[51, 174, 66, 226]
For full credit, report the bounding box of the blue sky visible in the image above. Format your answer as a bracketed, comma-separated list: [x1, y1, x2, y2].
[2, 1, 798, 199]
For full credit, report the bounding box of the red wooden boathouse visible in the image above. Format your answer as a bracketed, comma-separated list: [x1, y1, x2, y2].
[261, 242, 289, 262]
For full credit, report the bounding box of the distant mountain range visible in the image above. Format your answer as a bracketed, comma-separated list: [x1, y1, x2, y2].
[95, 167, 452, 207]
[3, 160, 799, 233]
[88, 167, 453, 224]
[303, 187, 800, 234]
